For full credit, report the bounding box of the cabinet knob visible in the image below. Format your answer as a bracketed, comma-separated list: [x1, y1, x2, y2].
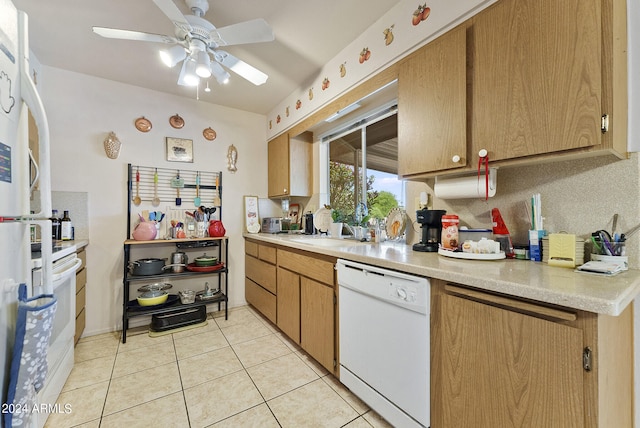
[283, 188, 288, 194]
[478, 149, 488, 158]
[451, 155, 461, 163]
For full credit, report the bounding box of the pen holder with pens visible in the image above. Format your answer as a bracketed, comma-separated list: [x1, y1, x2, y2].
[590, 235, 628, 270]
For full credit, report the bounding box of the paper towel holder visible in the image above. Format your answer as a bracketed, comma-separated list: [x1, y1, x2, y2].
[434, 167, 498, 199]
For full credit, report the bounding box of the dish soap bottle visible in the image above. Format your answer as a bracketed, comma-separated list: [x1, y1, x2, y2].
[60, 210, 73, 241]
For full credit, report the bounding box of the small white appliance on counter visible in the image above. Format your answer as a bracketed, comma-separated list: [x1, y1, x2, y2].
[338, 259, 430, 428]
[0, 1, 78, 426]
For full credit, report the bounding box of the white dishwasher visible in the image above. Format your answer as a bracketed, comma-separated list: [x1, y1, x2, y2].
[337, 259, 429, 428]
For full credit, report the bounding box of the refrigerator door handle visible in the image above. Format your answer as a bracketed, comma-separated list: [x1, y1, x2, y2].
[28, 148, 39, 193]
[18, 11, 51, 219]
[29, 219, 53, 294]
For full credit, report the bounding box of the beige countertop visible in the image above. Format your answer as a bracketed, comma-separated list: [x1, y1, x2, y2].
[244, 233, 640, 316]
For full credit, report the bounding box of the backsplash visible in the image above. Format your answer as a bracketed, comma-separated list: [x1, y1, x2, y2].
[31, 190, 89, 240]
[407, 153, 640, 268]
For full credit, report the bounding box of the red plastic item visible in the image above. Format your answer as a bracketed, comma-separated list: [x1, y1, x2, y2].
[208, 220, 226, 237]
[491, 208, 510, 235]
[491, 208, 515, 258]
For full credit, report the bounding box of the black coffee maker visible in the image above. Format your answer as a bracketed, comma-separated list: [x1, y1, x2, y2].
[412, 209, 446, 252]
[303, 212, 315, 234]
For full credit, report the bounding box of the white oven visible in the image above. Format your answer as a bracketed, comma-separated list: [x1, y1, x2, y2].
[31, 252, 81, 427]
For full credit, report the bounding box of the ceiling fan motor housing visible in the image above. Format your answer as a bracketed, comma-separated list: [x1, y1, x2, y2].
[186, 0, 209, 16]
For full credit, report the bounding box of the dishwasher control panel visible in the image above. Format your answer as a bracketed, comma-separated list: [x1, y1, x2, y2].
[337, 259, 429, 314]
[389, 282, 418, 303]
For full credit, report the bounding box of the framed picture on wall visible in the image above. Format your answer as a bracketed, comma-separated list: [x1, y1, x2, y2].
[244, 195, 260, 233]
[166, 137, 193, 162]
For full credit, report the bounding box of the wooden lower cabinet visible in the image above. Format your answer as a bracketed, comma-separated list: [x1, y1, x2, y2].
[276, 267, 300, 341]
[276, 247, 337, 374]
[431, 280, 632, 427]
[245, 239, 338, 374]
[245, 241, 278, 324]
[300, 276, 335, 372]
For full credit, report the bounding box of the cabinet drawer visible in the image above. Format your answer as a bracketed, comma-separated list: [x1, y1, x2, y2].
[277, 249, 335, 286]
[76, 284, 86, 317]
[245, 240, 258, 258]
[245, 255, 277, 294]
[74, 308, 85, 345]
[245, 278, 276, 324]
[259, 245, 277, 264]
[76, 266, 87, 289]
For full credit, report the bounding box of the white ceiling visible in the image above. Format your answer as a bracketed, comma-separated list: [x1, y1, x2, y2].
[13, 0, 401, 115]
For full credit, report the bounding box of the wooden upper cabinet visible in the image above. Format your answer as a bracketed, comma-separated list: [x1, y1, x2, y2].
[268, 132, 312, 198]
[268, 133, 290, 197]
[398, 24, 467, 178]
[470, 0, 603, 162]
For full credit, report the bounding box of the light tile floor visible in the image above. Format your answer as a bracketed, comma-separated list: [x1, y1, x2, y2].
[44, 306, 393, 428]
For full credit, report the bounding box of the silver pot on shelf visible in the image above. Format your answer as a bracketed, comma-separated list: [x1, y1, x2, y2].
[170, 251, 188, 273]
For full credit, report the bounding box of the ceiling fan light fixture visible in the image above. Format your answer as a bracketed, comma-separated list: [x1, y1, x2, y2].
[210, 62, 230, 85]
[204, 81, 211, 92]
[195, 50, 212, 78]
[159, 45, 186, 68]
[178, 58, 200, 86]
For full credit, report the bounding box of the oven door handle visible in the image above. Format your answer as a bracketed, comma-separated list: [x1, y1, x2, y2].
[52, 258, 82, 283]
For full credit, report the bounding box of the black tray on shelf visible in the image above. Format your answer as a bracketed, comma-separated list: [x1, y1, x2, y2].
[175, 240, 219, 249]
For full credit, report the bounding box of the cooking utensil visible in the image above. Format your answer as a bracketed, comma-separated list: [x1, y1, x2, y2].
[196, 282, 222, 301]
[194, 171, 201, 207]
[214, 175, 220, 206]
[193, 253, 218, 267]
[133, 167, 141, 206]
[128, 258, 184, 276]
[186, 262, 224, 272]
[137, 290, 169, 306]
[171, 170, 184, 206]
[170, 251, 188, 272]
[179, 289, 196, 304]
[152, 168, 161, 207]
[137, 282, 173, 292]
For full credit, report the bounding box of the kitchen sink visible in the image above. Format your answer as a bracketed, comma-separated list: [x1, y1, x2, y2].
[289, 237, 368, 247]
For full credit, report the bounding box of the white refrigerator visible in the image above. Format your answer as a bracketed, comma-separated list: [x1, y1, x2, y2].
[0, 0, 54, 420]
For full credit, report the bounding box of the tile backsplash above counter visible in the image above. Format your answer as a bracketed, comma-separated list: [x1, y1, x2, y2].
[406, 153, 640, 269]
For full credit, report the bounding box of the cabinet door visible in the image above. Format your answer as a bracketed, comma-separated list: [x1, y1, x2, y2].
[471, 0, 602, 162]
[432, 292, 584, 427]
[277, 267, 300, 342]
[268, 133, 290, 197]
[300, 277, 334, 373]
[398, 24, 467, 177]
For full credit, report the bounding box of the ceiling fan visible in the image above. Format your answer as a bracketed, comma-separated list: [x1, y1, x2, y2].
[92, 0, 274, 88]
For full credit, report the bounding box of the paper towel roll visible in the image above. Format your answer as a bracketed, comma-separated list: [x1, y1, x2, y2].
[434, 169, 497, 199]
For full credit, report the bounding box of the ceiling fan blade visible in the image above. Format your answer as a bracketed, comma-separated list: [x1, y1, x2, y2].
[92, 27, 177, 44]
[214, 50, 268, 85]
[211, 18, 275, 46]
[152, 0, 192, 33]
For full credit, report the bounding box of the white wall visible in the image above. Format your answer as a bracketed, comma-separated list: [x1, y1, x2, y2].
[40, 66, 267, 336]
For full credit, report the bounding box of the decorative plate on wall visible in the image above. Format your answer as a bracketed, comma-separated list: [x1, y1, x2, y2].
[134, 117, 152, 132]
[169, 114, 184, 129]
[203, 127, 217, 141]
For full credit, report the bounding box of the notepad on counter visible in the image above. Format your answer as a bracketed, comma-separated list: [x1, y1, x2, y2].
[547, 233, 578, 268]
[576, 261, 624, 276]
